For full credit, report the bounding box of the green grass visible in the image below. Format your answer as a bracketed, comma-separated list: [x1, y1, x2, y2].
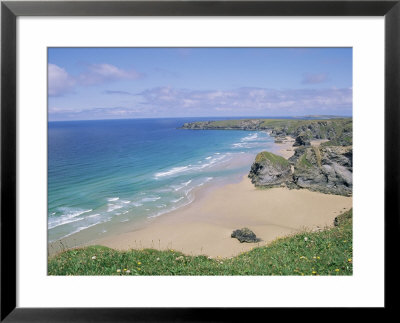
[321, 134, 352, 147]
[48, 210, 353, 276]
[183, 118, 352, 146]
[298, 153, 313, 168]
[313, 146, 322, 167]
[255, 151, 290, 167]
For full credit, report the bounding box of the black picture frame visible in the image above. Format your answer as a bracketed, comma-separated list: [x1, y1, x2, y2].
[1, 0, 399, 321]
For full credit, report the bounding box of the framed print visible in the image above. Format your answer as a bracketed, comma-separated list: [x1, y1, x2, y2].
[1, 0, 399, 321]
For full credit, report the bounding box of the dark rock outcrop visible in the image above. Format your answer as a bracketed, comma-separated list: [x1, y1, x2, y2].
[290, 146, 352, 196]
[231, 228, 261, 243]
[249, 146, 352, 196]
[182, 118, 353, 196]
[248, 151, 292, 187]
[293, 131, 311, 146]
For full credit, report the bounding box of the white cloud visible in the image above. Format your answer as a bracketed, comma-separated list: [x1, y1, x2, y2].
[138, 86, 352, 116]
[79, 63, 140, 85]
[48, 64, 76, 96]
[48, 63, 141, 96]
[49, 86, 352, 120]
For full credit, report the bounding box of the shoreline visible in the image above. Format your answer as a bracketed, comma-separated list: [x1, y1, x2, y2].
[49, 134, 352, 258]
[94, 175, 352, 258]
[47, 155, 253, 256]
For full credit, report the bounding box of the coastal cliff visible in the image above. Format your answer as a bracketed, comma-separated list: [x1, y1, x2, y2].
[290, 145, 352, 196]
[248, 151, 292, 187]
[182, 118, 353, 196]
[181, 118, 352, 147]
[249, 145, 352, 196]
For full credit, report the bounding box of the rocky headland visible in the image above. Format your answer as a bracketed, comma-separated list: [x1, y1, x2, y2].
[182, 118, 353, 196]
[181, 118, 352, 146]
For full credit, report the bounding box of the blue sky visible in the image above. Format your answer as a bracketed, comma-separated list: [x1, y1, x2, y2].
[48, 48, 352, 121]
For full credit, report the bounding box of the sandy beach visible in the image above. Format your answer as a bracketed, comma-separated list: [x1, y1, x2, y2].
[97, 176, 352, 258]
[273, 136, 329, 159]
[49, 133, 352, 259]
[274, 136, 296, 159]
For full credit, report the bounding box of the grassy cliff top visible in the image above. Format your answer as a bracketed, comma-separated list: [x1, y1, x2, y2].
[255, 151, 290, 167]
[182, 117, 352, 146]
[182, 117, 352, 129]
[48, 209, 353, 276]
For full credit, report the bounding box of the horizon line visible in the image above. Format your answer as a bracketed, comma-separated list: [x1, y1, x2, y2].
[48, 115, 353, 122]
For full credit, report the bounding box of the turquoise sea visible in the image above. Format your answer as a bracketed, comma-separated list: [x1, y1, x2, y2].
[48, 118, 276, 242]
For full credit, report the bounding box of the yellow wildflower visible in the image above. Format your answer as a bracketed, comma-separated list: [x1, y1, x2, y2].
[348, 258, 352, 263]
[137, 262, 141, 265]
[335, 268, 340, 272]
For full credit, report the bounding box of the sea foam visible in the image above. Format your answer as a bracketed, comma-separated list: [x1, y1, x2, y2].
[48, 208, 93, 229]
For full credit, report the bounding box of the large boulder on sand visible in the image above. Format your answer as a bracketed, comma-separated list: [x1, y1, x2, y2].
[231, 228, 261, 243]
[248, 151, 292, 187]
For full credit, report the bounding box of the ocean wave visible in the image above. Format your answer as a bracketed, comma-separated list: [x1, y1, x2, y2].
[242, 133, 258, 141]
[131, 202, 143, 207]
[171, 180, 192, 191]
[171, 197, 184, 203]
[107, 203, 124, 212]
[86, 213, 100, 218]
[232, 132, 265, 149]
[148, 195, 195, 219]
[48, 208, 93, 229]
[154, 166, 189, 178]
[154, 154, 229, 179]
[60, 218, 111, 239]
[198, 154, 227, 169]
[232, 142, 247, 148]
[141, 196, 161, 202]
[197, 177, 213, 187]
[184, 187, 194, 197]
[107, 197, 119, 202]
